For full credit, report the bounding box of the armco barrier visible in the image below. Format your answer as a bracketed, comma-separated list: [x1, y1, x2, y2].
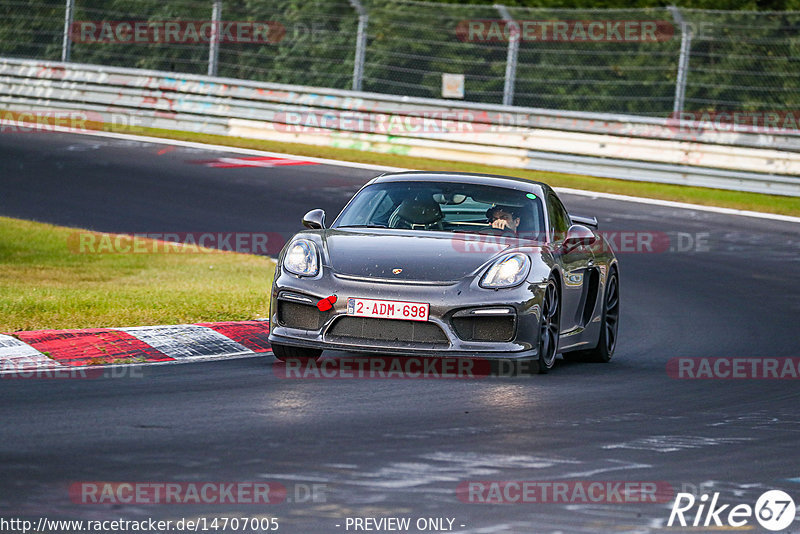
[1, 57, 799, 196]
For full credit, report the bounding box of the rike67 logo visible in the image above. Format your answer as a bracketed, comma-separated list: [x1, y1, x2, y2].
[668, 490, 796, 531]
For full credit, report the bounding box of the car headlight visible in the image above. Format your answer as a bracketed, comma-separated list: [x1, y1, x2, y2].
[480, 253, 530, 288]
[283, 239, 319, 276]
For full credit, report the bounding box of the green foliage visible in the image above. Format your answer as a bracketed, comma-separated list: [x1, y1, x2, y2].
[1, 0, 798, 116]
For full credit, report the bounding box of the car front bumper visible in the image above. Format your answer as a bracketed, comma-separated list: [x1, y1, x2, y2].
[267, 268, 547, 360]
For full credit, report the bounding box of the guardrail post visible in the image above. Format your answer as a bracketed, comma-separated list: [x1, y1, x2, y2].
[208, 0, 222, 76]
[495, 4, 519, 107]
[668, 6, 692, 115]
[61, 0, 75, 62]
[349, 0, 368, 92]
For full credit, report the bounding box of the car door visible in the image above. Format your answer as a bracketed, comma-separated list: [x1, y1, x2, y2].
[546, 192, 594, 333]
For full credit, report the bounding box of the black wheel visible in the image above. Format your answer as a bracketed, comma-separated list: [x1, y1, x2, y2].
[270, 343, 322, 362]
[536, 277, 560, 374]
[564, 269, 619, 363]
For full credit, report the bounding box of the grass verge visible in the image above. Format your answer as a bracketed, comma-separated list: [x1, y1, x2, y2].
[0, 216, 274, 332]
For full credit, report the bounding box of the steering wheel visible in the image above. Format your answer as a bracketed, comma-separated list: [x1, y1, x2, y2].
[478, 226, 516, 237]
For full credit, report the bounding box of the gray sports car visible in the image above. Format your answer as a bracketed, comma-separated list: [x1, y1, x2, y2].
[268, 171, 619, 373]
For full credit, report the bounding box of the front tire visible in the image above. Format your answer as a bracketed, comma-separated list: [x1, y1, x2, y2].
[270, 343, 322, 363]
[536, 278, 560, 374]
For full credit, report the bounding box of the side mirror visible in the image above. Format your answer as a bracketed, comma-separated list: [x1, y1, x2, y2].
[302, 209, 326, 230]
[563, 224, 596, 250]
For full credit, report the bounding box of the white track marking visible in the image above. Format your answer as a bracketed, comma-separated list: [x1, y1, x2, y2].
[0, 120, 405, 172]
[115, 324, 252, 359]
[0, 334, 60, 371]
[554, 186, 800, 224]
[68, 127, 800, 224]
[4, 120, 799, 223]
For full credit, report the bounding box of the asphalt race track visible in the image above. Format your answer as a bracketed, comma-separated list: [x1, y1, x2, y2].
[2, 132, 800, 533]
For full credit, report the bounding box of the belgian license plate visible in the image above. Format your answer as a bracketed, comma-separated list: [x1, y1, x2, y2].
[347, 298, 429, 322]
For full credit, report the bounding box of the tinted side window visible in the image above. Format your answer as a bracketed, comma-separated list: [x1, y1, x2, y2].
[547, 193, 570, 242]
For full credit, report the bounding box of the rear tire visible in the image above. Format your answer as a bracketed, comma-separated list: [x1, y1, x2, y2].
[270, 343, 322, 362]
[563, 269, 619, 363]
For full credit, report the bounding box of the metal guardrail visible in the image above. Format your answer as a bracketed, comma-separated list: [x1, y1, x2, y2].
[5, 2, 800, 117]
[1, 57, 799, 196]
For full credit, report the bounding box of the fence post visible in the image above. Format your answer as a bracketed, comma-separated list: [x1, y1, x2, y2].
[494, 4, 519, 107]
[208, 0, 222, 76]
[61, 0, 75, 62]
[349, 0, 368, 92]
[668, 6, 692, 115]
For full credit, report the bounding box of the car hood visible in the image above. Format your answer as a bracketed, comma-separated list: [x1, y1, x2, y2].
[318, 229, 535, 282]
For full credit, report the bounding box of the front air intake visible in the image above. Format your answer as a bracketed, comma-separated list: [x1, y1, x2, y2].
[278, 300, 325, 330]
[452, 315, 515, 342]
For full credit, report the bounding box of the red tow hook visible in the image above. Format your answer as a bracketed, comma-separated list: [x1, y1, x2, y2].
[317, 295, 338, 311]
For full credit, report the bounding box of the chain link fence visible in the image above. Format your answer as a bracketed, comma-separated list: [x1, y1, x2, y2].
[1, 0, 798, 117]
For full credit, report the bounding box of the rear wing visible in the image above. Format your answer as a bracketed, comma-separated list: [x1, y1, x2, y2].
[570, 215, 598, 228]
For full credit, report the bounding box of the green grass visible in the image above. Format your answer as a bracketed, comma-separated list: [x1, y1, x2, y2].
[0, 216, 275, 332]
[105, 123, 800, 218]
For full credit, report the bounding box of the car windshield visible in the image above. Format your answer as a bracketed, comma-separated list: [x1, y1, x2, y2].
[334, 181, 545, 239]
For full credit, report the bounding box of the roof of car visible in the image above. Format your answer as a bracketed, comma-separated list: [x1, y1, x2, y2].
[370, 171, 549, 194]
